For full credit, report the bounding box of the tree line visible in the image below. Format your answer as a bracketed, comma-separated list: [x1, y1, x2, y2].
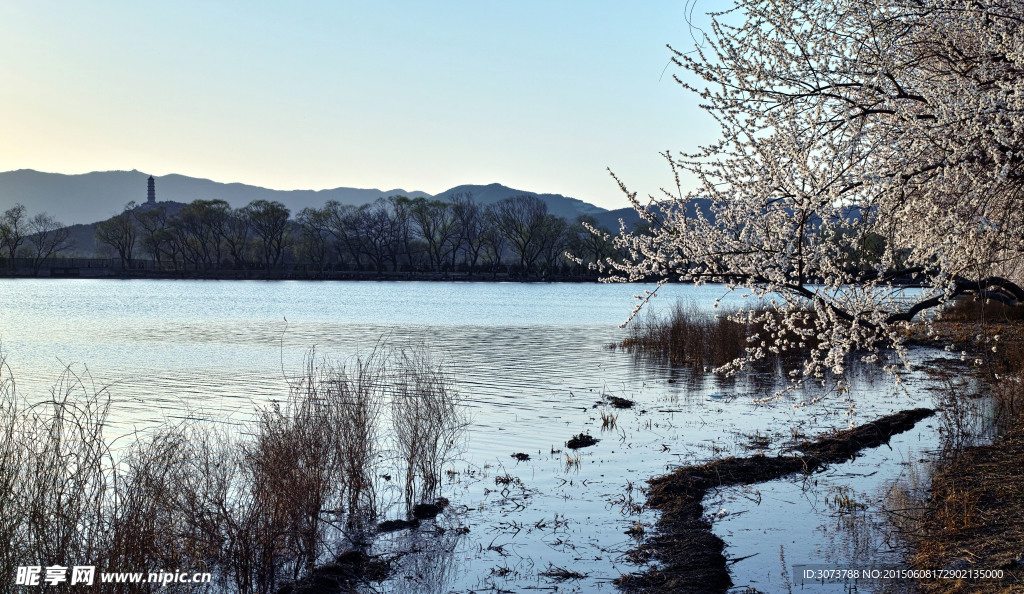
[92, 194, 621, 277]
[0, 205, 73, 274]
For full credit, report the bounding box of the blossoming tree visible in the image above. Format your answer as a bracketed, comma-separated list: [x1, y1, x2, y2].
[602, 0, 1024, 387]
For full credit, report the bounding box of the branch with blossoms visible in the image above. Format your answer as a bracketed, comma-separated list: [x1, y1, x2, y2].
[600, 0, 1024, 392]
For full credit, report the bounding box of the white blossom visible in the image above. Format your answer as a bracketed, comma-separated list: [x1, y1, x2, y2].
[602, 0, 1024, 393]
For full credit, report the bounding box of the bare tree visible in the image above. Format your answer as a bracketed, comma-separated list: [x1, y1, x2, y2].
[388, 196, 418, 271]
[536, 213, 568, 273]
[567, 214, 616, 271]
[222, 208, 252, 270]
[451, 194, 487, 273]
[25, 213, 73, 274]
[324, 201, 367, 270]
[244, 200, 291, 270]
[95, 210, 137, 269]
[172, 200, 231, 271]
[410, 199, 458, 272]
[481, 204, 508, 274]
[135, 206, 174, 270]
[492, 195, 549, 274]
[0, 205, 27, 270]
[359, 199, 403, 273]
[295, 206, 332, 273]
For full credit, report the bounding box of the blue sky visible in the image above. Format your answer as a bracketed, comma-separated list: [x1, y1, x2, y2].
[0, 1, 716, 210]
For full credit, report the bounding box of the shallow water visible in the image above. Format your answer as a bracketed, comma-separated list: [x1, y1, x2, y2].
[0, 279, 956, 592]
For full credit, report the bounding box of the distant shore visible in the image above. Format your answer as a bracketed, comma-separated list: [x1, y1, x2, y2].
[0, 256, 930, 286]
[0, 263, 604, 283]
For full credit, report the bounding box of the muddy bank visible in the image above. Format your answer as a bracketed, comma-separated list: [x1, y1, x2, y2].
[617, 407, 935, 593]
[911, 426, 1024, 592]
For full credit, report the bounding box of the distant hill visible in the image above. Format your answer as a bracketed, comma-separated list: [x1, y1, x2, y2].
[593, 207, 645, 232]
[433, 183, 607, 221]
[0, 170, 649, 232]
[0, 169, 432, 225]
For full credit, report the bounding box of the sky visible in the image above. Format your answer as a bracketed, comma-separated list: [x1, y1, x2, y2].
[0, 1, 717, 211]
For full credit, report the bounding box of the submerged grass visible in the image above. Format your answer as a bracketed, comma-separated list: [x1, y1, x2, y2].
[0, 345, 467, 594]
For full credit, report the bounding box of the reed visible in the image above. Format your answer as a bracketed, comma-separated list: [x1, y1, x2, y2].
[392, 348, 468, 510]
[0, 343, 467, 594]
[0, 358, 118, 594]
[620, 302, 818, 373]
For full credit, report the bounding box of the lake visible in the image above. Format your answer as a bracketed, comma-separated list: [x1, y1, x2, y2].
[0, 279, 964, 592]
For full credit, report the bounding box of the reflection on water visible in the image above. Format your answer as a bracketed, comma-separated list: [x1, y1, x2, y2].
[0, 279, 958, 591]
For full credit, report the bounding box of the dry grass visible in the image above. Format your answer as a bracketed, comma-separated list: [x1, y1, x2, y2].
[991, 372, 1024, 436]
[619, 302, 818, 373]
[907, 362, 1024, 593]
[0, 344, 468, 594]
[910, 426, 1024, 592]
[0, 361, 115, 593]
[620, 303, 748, 371]
[904, 309, 1024, 593]
[391, 349, 468, 511]
[939, 297, 1024, 324]
[916, 298, 1024, 378]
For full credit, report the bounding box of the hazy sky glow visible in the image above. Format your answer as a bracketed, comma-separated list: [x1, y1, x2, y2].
[0, 1, 715, 209]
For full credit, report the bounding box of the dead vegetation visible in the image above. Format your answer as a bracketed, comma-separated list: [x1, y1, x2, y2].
[0, 345, 468, 594]
[616, 408, 935, 593]
[391, 348, 469, 512]
[910, 421, 1024, 592]
[905, 307, 1024, 592]
[618, 302, 819, 373]
[538, 563, 588, 581]
[938, 296, 1024, 325]
[912, 297, 1024, 379]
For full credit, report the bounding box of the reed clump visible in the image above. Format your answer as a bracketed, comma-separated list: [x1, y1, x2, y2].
[0, 363, 116, 592]
[0, 344, 468, 594]
[619, 302, 818, 373]
[391, 349, 468, 511]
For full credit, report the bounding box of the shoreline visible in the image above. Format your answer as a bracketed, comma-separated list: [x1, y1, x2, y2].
[0, 269, 604, 283]
[911, 424, 1024, 592]
[616, 408, 937, 593]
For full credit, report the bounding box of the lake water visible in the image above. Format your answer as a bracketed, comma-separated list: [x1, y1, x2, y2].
[0, 279, 962, 592]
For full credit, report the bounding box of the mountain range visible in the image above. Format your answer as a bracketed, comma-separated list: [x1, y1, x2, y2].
[0, 169, 642, 231]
